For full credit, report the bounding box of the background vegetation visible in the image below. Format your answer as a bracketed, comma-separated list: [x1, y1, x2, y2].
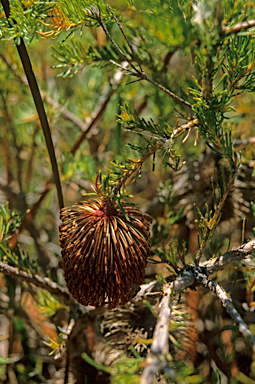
[0, 0, 255, 383]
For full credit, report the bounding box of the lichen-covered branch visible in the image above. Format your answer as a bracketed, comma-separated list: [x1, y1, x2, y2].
[0, 261, 73, 305]
[140, 239, 255, 298]
[202, 239, 255, 275]
[140, 239, 255, 381]
[139, 269, 196, 384]
[140, 284, 176, 384]
[197, 272, 255, 349]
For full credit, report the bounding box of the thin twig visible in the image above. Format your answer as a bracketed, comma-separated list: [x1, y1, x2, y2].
[0, 0, 64, 210]
[201, 54, 214, 100]
[136, 97, 148, 115]
[140, 74, 193, 109]
[92, 4, 193, 109]
[64, 315, 74, 384]
[162, 50, 176, 71]
[222, 19, 255, 35]
[70, 67, 126, 155]
[0, 177, 26, 206]
[91, 5, 138, 74]
[0, 53, 96, 134]
[197, 272, 255, 349]
[44, 96, 86, 132]
[70, 89, 113, 155]
[111, 57, 193, 108]
[107, 4, 144, 74]
[0, 91, 23, 193]
[0, 261, 73, 305]
[125, 78, 143, 85]
[29, 182, 54, 218]
[1, 91, 12, 187]
[25, 125, 40, 189]
[233, 137, 255, 145]
[64, 341, 70, 383]
[97, 8, 137, 72]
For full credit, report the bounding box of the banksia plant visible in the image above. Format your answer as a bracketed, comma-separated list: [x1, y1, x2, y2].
[59, 177, 152, 309]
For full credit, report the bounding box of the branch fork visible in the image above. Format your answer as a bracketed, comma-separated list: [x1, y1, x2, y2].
[140, 238, 255, 384]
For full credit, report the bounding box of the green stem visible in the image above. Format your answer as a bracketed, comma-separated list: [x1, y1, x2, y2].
[0, 0, 64, 210]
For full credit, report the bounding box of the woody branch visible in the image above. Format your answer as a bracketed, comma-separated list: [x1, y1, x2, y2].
[140, 238, 255, 383]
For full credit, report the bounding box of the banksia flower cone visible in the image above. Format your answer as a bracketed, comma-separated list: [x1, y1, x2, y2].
[59, 195, 152, 309]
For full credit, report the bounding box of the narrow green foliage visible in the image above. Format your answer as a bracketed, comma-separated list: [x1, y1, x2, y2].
[110, 157, 141, 181]
[0, 203, 38, 273]
[252, 202, 255, 238]
[52, 41, 129, 77]
[143, 300, 159, 319]
[82, 352, 112, 373]
[44, 319, 76, 359]
[83, 348, 204, 384]
[0, 0, 255, 382]
[62, 151, 96, 182]
[0, 202, 22, 242]
[0, 0, 115, 43]
[156, 270, 167, 285]
[116, 103, 185, 170]
[97, 172, 118, 196]
[126, 0, 192, 48]
[155, 240, 179, 266]
[188, 2, 255, 180]
[0, 0, 53, 42]
[95, 172, 135, 220]
[118, 103, 173, 139]
[209, 237, 224, 259]
[0, 243, 39, 273]
[151, 239, 185, 277]
[57, 0, 114, 28]
[169, 333, 184, 350]
[221, 131, 235, 173]
[195, 203, 216, 260]
[224, 35, 255, 94]
[82, 351, 144, 384]
[0, 355, 10, 375]
[219, 166, 227, 201]
[36, 290, 67, 317]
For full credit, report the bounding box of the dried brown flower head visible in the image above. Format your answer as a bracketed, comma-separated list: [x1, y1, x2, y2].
[59, 195, 152, 309]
